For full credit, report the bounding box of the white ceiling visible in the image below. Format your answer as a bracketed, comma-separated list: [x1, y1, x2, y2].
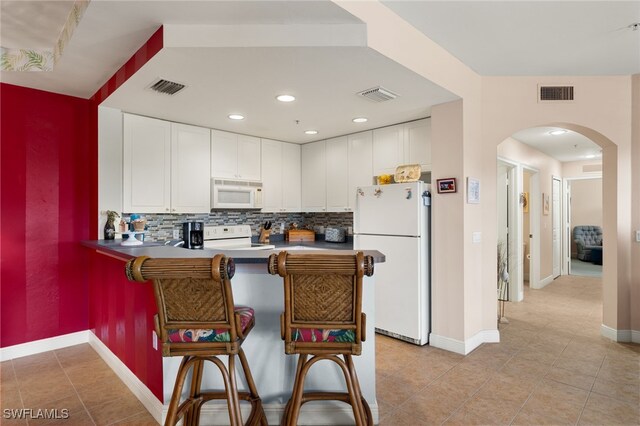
[1, 1, 634, 153]
[383, 1, 640, 76]
[511, 127, 602, 163]
[102, 46, 457, 143]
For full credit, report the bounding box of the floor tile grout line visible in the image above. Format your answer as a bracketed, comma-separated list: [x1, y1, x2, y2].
[53, 350, 97, 426]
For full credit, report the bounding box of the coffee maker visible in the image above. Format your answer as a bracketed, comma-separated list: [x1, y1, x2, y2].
[183, 222, 204, 249]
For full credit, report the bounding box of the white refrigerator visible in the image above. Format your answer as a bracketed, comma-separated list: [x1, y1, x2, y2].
[354, 181, 431, 345]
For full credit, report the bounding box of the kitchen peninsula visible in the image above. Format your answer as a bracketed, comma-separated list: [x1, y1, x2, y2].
[83, 240, 384, 425]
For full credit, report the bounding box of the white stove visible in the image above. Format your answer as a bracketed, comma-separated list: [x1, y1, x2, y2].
[203, 225, 275, 251]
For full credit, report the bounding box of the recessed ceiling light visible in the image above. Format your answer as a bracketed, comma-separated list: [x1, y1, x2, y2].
[585, 154, 596, 159]
[548, 129, 567, 136]
[228, 114, 244, 120]
[276, 94, 296, 102]
[352, 117, 368, 123]
[304, 130, 318, 135]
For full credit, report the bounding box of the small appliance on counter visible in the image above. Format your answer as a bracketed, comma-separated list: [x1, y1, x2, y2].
[325, 227, 346, 243]
[183, 222, 204, 249]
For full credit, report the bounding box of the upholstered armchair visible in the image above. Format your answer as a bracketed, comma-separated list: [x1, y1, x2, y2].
[573, 225, 603, 261]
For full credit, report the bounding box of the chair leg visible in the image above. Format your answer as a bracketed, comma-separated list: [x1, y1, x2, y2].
[166, 356, 193, 426]
[345, 355, 372, 426]
[238, 348, 268, 425]
[208, 356, 240, 426]
[186, 359, 205, 426]
[228, 354, 244, 426]
[329, 355, 364, 426]
[285, 354, 310, 426]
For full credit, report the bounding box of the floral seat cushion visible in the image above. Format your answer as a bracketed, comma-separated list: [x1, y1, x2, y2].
[291, 328, 355, 343]
[167, 305, 254, 343]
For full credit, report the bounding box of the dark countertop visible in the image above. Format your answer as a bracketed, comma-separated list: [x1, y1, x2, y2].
[82, 238, 384, 264]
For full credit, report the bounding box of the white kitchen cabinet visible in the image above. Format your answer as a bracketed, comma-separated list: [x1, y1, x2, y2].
[372, 118, 432, 176]
[325, 136, 349, 212]
[281, 142, 301, 211]
[348, 131, 373, 210]
[261, 139, 301, 213]
[301, 140, 326, 212]
[404, 118, 431, 171]
[123, 114, 212, 214]
[211, 130, 261, 181]
[123, 114, 171, 213]
[171, 123, 211, 213]
[373, 124, 404, 176]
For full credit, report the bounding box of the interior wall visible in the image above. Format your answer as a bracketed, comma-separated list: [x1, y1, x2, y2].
[631, 74, 640, 334]
[569, 178, 603, 258]
[497, 137, 562, 282]
[0, 83, 91, 347]
[484, 76, 633, 334]
[523, 170, 531, 279]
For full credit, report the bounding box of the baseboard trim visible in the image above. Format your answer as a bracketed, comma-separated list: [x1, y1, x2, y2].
[601, 324, 640, 343]
[532, 274, 554, 290]
[0, 331, 90, 362]
[88, 333, 164, 424]
[429, 329, 500, 355]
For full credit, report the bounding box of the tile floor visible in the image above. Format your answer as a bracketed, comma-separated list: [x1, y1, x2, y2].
[1, 274, 638, 425]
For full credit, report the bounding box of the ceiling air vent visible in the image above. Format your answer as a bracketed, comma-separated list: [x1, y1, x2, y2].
[357, 86, 399, 102]
[147, 78, 186, 95]
[539, 85, 574, 102]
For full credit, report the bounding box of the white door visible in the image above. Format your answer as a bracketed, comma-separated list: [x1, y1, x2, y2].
[301, 140, 326, 212]
[260, 139, 283, 213]
[237, 135, 261, 181]
[553, 177, 561, 278]
[211, 130, 238, 179]
[354, 234, 427, 343]
[404, 118, 431, 171]
[355, 182, 422, 236]
[326, 136, 349, 212]
[123, 114, 171, 213]
[372, 125, 403, 176]
[171, 123, 211, 213]
[281, 142, 301, 212]
[348, 131, 373, 211]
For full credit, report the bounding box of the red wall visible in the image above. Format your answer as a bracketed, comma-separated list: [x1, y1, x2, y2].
[1, 83, 91, 347]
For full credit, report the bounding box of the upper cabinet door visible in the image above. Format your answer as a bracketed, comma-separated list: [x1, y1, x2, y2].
[171, 123, 211, 213]
[301, 140, 326, 212]
[281, 142, 301, 212]
[260, 139, 283, 213]
[325, 136, 349, 212]
[348, 131, 373, 211]
[237, 135, 261, 181]
[373, 124, 404, 176]
[123, 114, 171, 213]
[211, 130, 238, 179]
[404, 118, 431, 171]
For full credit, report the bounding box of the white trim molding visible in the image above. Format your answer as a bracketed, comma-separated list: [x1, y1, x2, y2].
[429, 330, 500, 355]
[0, 330, 90, 362]
[532, 274, 554, 290]
[88, 333, 164, 424]
[601, 324, 640, 343]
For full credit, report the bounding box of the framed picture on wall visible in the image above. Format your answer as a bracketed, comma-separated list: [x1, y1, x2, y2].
[467, 177, 480, 204]
[543, 192, 550, 215]
[437, 178, 457, 193]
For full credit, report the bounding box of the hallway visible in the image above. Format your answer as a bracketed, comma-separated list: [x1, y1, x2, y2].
[377, 274, 640, 425]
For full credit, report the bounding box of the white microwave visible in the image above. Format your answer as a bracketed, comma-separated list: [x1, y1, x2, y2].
[211, 179, 263, 210]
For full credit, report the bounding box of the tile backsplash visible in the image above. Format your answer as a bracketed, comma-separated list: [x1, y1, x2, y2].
[125, 211, 354, 241]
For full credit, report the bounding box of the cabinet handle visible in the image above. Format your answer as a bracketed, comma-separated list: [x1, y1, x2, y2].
[165, 208, 170, 212]
[171, 208, 176, 212]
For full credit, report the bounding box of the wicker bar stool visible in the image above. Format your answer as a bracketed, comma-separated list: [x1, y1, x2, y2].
[267, 251, 374, 426]
[125, 255, 267, 426]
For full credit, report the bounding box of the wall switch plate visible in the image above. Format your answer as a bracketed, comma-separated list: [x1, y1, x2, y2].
[152, 331, 158, 350]
[347, 226, 353, 235]
[636, 230, 640, 243]
[280, 222, 285, 234]
[472, 232, 482, 243]
[173, 229, 179, 239]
